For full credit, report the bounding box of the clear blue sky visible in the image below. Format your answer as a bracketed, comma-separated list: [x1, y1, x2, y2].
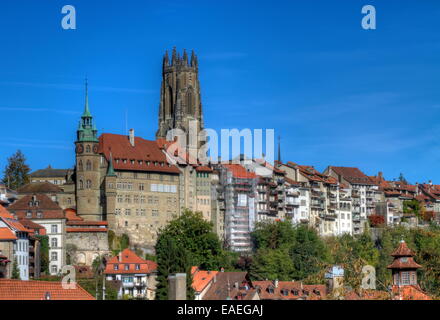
[0, 0, 439, 184]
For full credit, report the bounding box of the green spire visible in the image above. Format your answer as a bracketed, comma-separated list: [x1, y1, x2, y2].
[107, 151, 117, 177]
[82, 77, 92, 117]
[76, 78, 98, 143]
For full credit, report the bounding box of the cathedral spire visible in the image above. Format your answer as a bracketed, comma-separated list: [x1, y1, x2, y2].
[163, 50, 169, 68]
[77, 78, 98, 143]
[172, 47, 177, 65]
[182, 49, 188, 66]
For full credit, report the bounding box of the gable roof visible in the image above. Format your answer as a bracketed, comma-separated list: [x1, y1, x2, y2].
[202, 272, 253, 300]
[30, 167, 71, 178]
[98, 133, 180, 174]
[329, 166, 375, 185]
[17, 182, 63, 194]
[0, 227, 17, 240]
[191, 267, 218, 293]
[104, 248, 157, 274]
[8, 194, 65, 219]
[223, 164, 257, 179]
[0, 279, 95, 300]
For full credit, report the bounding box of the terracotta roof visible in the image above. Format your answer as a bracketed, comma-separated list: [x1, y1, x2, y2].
[0, 205, 14, 219]
[0, 279, 95, 300]
[17, 182, 63, 194]
[65, 208, 83, 221]
[387, 257, 422, 269]
[390, 240, 415, 257]
[104, 248, 157, 275]
[223, 164, 257, 179]
[202, 272, 255, 300]
[99, 133, 180, 174]
[66, 227, 107, 233]
[18, 219, 46, 236]
[191, 267, 218, 293]
[253, 281, 327, 300]
[391, 285, 432, 300]
[0, 227, 17, 240]
[329, 166, 375, 185]
[8, 194, 65, 219]
[195, 165, 213, 173]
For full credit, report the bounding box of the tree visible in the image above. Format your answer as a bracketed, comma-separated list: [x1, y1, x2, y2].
[368, 214, 385, 227]
[2, 150, 31, 190]
[290, 226, 330, 280]
[35, 235, 49, 275]
[252, 220, 296, 250]
[156, 209, 225, 270]
[250, 247, 295, 281]
[11, 258, 20, 279]
[155, 235, 194, 300]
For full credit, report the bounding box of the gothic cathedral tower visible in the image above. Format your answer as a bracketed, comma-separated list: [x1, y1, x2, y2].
[75, 81, 101, 221]
[156, 48, 204, 151]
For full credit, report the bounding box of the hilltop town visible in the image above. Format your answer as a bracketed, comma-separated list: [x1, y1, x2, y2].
[1, 49, 439, 300]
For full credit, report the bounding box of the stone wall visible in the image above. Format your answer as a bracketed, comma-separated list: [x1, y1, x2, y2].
[66, 231, 109, 266]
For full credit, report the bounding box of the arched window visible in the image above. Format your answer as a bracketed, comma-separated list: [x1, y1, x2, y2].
[78, 160, 83, 171]
[51, 237, 58, 248]
[86, 160, 92, 171]
[86, 145, 91, 153]
[186, 89, 194, 115]
[86, 180, 92, 189]
[79, 179, 84, 190]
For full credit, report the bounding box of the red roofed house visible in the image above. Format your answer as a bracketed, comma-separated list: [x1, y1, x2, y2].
[191, 266, 218, 300]
[387, 240, 432, 300]
[0, 279, 95, 300]
[253, 280, 327, 300]
[8, 194, 66, 275]
[0, 205, 30, 280]
[104, 248, 157, 300]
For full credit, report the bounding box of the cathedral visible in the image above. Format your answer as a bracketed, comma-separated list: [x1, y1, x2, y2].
[74, 49, 217, 250]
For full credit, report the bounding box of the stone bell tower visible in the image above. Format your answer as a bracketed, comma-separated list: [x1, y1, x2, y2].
[156, 47, 204, 154]
[75, 80, 102, 221]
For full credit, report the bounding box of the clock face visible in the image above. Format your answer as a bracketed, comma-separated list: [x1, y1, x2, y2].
[93, 145, 98, 154]
[76, 144, 84, 154]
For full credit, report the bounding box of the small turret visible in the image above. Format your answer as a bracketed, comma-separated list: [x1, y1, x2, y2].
[182, 49, 188, 66]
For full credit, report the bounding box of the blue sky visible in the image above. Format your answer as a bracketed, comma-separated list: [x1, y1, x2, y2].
[0, 0, 439, 184]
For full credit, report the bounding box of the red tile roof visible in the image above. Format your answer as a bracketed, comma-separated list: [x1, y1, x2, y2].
[0, 227, 17, 240]
[8, 194, 65, 219]
[0, 279, 95, 300]
[223, 164, 257, 179]
[99, 133, 180, 174]
[391, 285, 432, 300]
[104, 248, 157, 275]
[66, 227, 108, 233]
[391, 240, 415, 257]
[329, 166, 375, 185]
[191, 267, 218, 293]
[253, 281, 327, 300]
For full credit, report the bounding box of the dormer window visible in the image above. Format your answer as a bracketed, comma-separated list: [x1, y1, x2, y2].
[26, 211, 32, 218]
[293, 290, 299, 296]
[124, 264, 129, 270]
[135, 264, 140, 270]
[123, 159, 127, 164]
[37, 211, 43, 218]
[282, 289, 289, 296]
[131, 160, 135, 164]
[114, 264, 119, 271]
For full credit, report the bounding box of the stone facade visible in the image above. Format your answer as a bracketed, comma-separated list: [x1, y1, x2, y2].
[66, 231, 109, 266]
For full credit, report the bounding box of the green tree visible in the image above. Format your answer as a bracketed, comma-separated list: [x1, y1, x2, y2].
[290, 226, 330, 280]
[11, 258, 20, 279]
[155, 235, 194, 300]
[249, 247, 295, 281]
[156, 209, 225, 270]
[252, 220, 296, 250]
[2, 150, 31, 190]
[35, 235, 49, 275]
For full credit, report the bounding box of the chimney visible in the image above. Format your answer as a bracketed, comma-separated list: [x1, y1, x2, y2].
[168, 273, 187, 300]
[129, 129, 135, 147]
[274, 279, 279, 288]
[378, 171, 383, 180]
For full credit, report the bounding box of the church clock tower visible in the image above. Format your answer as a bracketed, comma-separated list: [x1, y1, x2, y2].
[75, 80, 101, 221]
